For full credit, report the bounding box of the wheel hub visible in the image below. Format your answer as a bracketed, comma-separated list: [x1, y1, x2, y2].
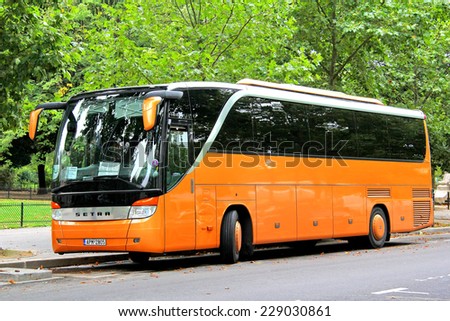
[372, 214, 386, 241]
[235, 221, 242, 253]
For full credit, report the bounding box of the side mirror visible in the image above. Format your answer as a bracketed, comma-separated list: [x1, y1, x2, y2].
[141, 90, 184, 131]
[142, 96, 162, 131]
[29, 108, 44, 140]
[28, 102, 67, 140]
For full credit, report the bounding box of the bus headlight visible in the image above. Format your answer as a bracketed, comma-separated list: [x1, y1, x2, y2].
[52, 209, 63, 220]
[128, 206, 157, 219]
[128, 197, 159, 219]
[51, 201, 62, 220]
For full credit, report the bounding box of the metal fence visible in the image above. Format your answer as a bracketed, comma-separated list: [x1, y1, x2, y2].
[0, 189, 51, 201]
[0, 202, 51, 228]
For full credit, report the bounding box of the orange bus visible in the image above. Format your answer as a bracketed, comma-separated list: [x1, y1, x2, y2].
[29, 79, 433, 263]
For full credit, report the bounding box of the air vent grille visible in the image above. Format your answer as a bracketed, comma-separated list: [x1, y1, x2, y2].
[367, 188, 391, 198]
[413, 201, 431, 227]
[412, 189, 430, 198]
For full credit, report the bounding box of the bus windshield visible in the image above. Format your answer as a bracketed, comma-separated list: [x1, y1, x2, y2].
[52, 94, 162, 193]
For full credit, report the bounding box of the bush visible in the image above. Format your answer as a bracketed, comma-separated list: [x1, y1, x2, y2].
[0, 165, 15, 189]
[16, 167, 38, 189]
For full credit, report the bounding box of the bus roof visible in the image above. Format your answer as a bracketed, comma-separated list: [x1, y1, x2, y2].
[237, 78, 385, 106]
[65, 80, 424, 120]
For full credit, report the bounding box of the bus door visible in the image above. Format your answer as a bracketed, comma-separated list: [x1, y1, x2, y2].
[163, 120, 196, 252]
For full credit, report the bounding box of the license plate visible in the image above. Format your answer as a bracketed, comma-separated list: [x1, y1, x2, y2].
[83, 238, 106, 246]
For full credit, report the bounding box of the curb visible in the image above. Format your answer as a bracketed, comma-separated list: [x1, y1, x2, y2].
[0, 253, 129, 284]
[405, 226, 450, 236]
[0, 268, 52, 283]
[0, 253, 130, 269]
[386, 226, 450, 240]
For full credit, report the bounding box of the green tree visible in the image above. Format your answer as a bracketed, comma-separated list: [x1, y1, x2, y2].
[2, 0, 449, 189]
[289, 0, 450, 172]
[0, 0, 71, 130]
[56, 0, 304, 90]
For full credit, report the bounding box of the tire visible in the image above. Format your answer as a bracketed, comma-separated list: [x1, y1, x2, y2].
[239, 215, 254, 260]
[129, 252, 150, 264]
[220, 210, 242, 264]
[368, 207, 388, 248]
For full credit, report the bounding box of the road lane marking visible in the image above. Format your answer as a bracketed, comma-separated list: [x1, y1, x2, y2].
[372, 288, 429, 295]
[372, 288, 407, 294]
[415, 275, 446, 282]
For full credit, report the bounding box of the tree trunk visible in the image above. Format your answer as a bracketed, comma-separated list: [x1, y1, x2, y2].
[329, 0, 337, 90]
[37, 164, 47, 194]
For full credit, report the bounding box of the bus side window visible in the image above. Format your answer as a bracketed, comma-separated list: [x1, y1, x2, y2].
[166, 122, 191, 189]
[388, 116, 426, 160]
[355, 112, 389, 159]
[214, 97, 255, 153]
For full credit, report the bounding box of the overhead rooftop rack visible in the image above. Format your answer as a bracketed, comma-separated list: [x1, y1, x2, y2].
[237, 78, 384, 106]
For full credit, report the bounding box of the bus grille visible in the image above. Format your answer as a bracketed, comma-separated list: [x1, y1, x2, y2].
[367, 188, 391, 198]
[413, 201, 431, 227]
[412, 188, 430, 198]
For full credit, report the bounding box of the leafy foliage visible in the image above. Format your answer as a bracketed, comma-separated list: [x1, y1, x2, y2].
[0, 0, 449, 186]
[0, 0, 70, 128]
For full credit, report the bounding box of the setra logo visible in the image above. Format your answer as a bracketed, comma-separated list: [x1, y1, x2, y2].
[75, 211, 111, 217]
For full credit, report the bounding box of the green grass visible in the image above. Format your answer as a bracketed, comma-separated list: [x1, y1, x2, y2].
[0, 199, 51, 229]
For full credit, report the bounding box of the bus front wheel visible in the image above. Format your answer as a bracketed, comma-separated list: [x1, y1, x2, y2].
[368, 207, 388, 248]
[220, 210, 242, 264]
[129, 252, 150, 264]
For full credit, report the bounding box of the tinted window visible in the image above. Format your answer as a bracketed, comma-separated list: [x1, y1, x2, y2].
[216, 97, 309, 155]
[213, 96, 425, 161]
[254, 98, 300, 154]
[170, 88, 237, 157]
[213, 97, 255, 153]
[387, 116, 425, 160]
[280, 101, 309, 155]
[306, 106, 357, 157]
[304, 105, 328, 156]
[355, 112, 389, 159]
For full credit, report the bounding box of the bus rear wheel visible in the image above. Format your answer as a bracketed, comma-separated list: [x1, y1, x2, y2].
[220, 210, 242, 264]
[368, 207, 388, 248]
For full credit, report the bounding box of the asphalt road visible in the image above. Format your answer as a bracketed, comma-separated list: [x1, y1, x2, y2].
[1, 232, 449, 301]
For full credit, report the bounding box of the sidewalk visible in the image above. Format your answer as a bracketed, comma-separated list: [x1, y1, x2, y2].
[0, 227, 128, 270]
[1, 208, 450, 273]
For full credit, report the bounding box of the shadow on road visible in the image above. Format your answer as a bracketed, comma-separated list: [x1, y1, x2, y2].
[53, 238, 413, 275]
